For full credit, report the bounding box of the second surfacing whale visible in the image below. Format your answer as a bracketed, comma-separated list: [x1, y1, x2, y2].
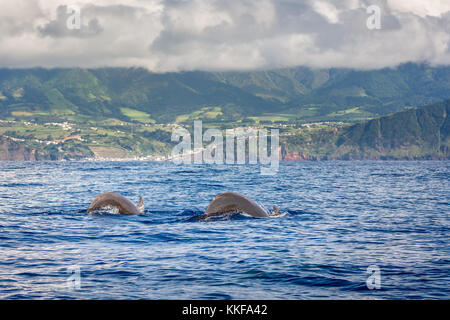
[205, 192, 281, 218]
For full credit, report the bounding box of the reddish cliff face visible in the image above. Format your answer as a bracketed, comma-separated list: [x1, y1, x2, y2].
[0, 137, 35, 160]
[0, 137, 62, 160]
[282, 151, 317, 161]
[280, 145, 319, 161]
[0, 137, 94, 161]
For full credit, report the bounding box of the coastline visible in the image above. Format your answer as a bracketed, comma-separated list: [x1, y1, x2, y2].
[1, 157, 448, 162]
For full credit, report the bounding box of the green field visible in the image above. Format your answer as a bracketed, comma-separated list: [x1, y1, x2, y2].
[120, 108, 155, 123]
[176, 107, 223, 123]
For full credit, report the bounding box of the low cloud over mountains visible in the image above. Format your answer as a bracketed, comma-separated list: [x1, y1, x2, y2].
[0, 0, 449, 71]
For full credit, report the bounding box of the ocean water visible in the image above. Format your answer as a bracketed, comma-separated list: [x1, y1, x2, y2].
[0, 161, 448, 300]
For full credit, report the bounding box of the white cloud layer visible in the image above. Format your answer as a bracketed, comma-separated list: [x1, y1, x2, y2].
[0, 0, 449, 71]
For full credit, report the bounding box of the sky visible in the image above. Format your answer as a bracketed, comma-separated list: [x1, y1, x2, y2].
[0, 0, 449, 72]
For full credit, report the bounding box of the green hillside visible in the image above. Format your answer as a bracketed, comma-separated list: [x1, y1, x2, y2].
[282, 100, 450, 160]
[332, 100, 450, 159]
[0, 63, 449, 124]
[1, 99, 448, 161]
[212, 64, 450, 121]
[0, 68, 274, 124]
[0, 64, 448, 161]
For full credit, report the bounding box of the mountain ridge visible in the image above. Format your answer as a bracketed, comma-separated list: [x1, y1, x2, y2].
[1, 63, 449, 124]
[282, 100, 450, 160]
[1, 100, 449, 161]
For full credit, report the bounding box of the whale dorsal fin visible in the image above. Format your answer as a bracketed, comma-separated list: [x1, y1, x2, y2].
[137, 196, 145, 213]
[272, 205, 280, 215]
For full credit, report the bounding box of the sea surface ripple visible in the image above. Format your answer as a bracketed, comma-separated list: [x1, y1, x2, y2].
[0, 161, 448, 299]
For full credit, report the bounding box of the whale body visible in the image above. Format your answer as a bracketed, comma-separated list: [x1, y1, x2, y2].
[87, 192, 144, 214]
[205, 192, 272, 218]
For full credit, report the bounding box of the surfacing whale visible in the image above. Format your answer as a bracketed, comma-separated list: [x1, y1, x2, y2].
[87, 192, 144, 214]
[205, 192, 278, 218]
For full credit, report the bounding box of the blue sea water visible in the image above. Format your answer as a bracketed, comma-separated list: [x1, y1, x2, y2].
[0, 161, 448, 300]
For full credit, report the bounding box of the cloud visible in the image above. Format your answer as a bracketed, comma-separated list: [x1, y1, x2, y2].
[0, 0, 448, 71]
[37, 5, 103, 38]
[312, 1, 340, 24]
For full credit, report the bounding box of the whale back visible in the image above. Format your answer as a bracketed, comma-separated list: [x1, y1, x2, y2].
[88, 192, 139, 214]
[205, 192, 269, 218]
